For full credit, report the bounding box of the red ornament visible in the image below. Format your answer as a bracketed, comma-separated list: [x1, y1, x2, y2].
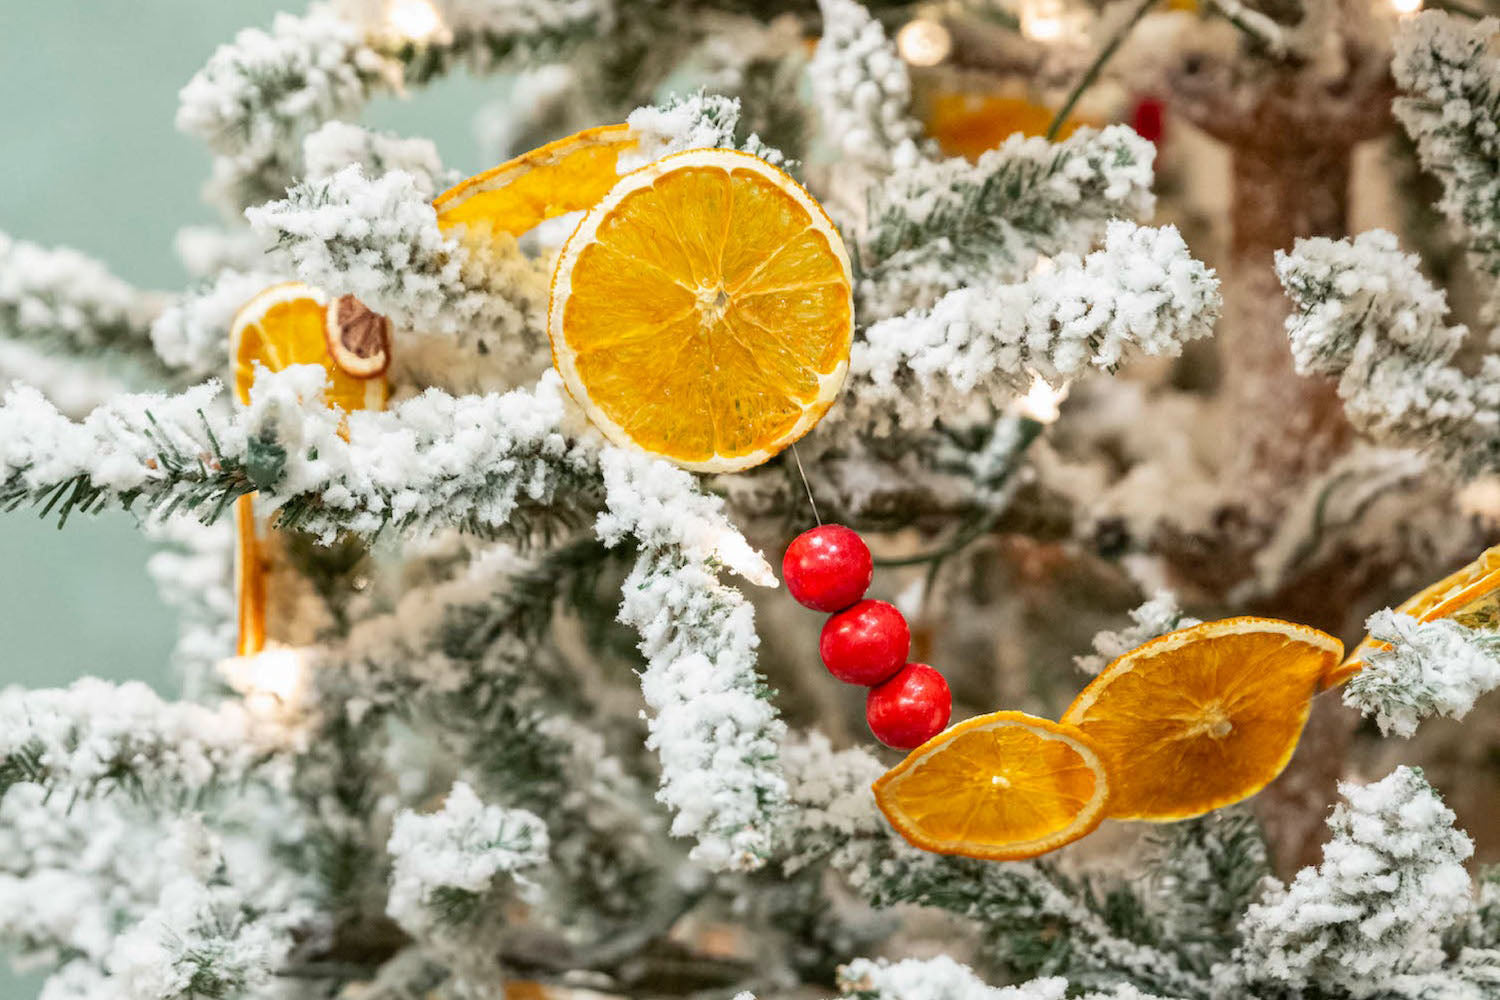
[866, 663, 952, 750]
[820, 600, 911, 686]
[1130, 96, 1166, 145]
[782, 524, 873, 612]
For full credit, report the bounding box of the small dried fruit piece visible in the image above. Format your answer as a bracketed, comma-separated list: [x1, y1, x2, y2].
[873, 710, 1110, 861]
[1330, 543, 1500, 689]
[229, 282, 388, 657]
[324, 294, 391, 378]
[1060, 617, 1342, 821]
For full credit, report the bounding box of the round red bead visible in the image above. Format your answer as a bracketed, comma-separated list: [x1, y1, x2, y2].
[866, 663, 952, 750]
[782, 524, 872, 612]
[820, 600, 910, 687]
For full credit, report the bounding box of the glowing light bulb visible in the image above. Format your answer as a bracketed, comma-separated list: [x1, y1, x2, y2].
[1012, 375, 1069, 424]
[1020, 0, 1070, 42]
[221, 646, 307, 713]
[386, 0, 444, 43]
[1388, 0, 1422, 13]
[896, 18, 953, 67]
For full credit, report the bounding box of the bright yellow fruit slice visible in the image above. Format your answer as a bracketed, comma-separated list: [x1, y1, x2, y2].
[229, 281, 387, 656]
[433, 124, 639, 240]
[1330, 544, 1500, 689]
[873, 711, 1111, 861]
[1061, 617, 1342, 822]
[549, 148, 853, 473]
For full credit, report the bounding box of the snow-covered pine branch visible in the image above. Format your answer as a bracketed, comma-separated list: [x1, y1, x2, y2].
[247, 165, 550, 351]
[325, 539, 668, 931]
[386, 782, 548, 943]
[837, 221, 1220, 436]
[0, 233, 166, 378]
[839, 956, 1170, 1000]
[302, 121, 458, 197]
[0, 679, 276, 802]
[778, 735, 1206, 998]
[859, 126, 1158, 320]
[1393, 12, 1500, 321]
[177, 6, 397, 216]
[1344, 610, 1500, 738]
[0, 368, 601, 543]
[148, 269, 280, 383]
[598, 448, 785, 872]
[1075, 592, 1200, 676]
[1231, 766, 1478, 997]
[338, 0, 616, 83]
[143, 516, 237, 695]
[808, 0, 921, 177]
[1278, 229, 1500, 473]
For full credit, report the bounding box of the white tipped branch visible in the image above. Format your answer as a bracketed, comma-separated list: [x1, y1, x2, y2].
[0, 233, 164, 377]
[1278, 230, 1500, 472]
[1232, 766, 1476, 996]
[1346, 611, 1500, 738]
[598, 448, 785, 871]
[859, 126, 1157, 319]
[1393, 13, 1500, 319]
[839, 221, 1220, 436]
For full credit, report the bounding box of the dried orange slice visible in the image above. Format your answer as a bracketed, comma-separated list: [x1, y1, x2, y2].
[433, 124, 638, 241]
[1060, 617, 1342, 822]
[1330, 544, 1500, 689]
[549, 148, 853, 473]
[229, 282, 388, 655]
[873, 711, 1110, 861]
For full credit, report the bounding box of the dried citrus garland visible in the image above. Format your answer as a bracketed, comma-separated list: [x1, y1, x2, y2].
[229, 282, 390, 655]
[435, 127, 854, 473]
[865, 614, 1343, 861]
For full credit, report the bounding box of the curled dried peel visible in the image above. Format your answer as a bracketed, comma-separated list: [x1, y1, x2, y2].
[1061, 617, 1342, 822]
[548, 148, 853, 473]
[873, 710, 1110, 861]
[433, 123, 638, 241]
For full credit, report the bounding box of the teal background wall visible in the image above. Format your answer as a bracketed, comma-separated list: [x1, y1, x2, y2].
[0, 3, 507, 993]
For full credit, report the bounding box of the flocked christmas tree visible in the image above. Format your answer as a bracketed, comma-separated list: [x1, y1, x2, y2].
[3, 2, 1500, 999]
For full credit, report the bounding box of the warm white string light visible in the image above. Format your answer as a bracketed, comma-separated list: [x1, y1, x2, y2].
[384, 0, 445, 44]
[1019, 0, 1073, 42]
[1012, 375, 1069, 424]
[896, 18, 953, 67]
[1387, 0, 1423, 14]
[220, 646, 309, 716]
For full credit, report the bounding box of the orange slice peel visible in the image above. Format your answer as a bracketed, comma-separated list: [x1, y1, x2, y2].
[873, 710, 1110, 861]
[1331, 544, 1500, 689]
[1060, 616, 1342, 822]
[548, 147, 853, 473]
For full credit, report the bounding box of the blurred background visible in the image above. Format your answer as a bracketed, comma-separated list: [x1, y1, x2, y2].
[0, 3, 508, 993]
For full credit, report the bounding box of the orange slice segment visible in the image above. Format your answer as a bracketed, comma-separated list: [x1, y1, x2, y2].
[433, 124, 638, 241]
[229, 282, 388, 656]
[873, 710, 1110, 861]
[549, 148, 853, 473]
[1060, 617, 1342, 822]
[1330, 544, 1500, 689]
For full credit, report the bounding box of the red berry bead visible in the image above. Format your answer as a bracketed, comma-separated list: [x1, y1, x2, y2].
[1131, 96, 1166, 145]
[782, 524, 872, 612]
[866, 663, 952, 750]
[820, 600, 910, 686]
